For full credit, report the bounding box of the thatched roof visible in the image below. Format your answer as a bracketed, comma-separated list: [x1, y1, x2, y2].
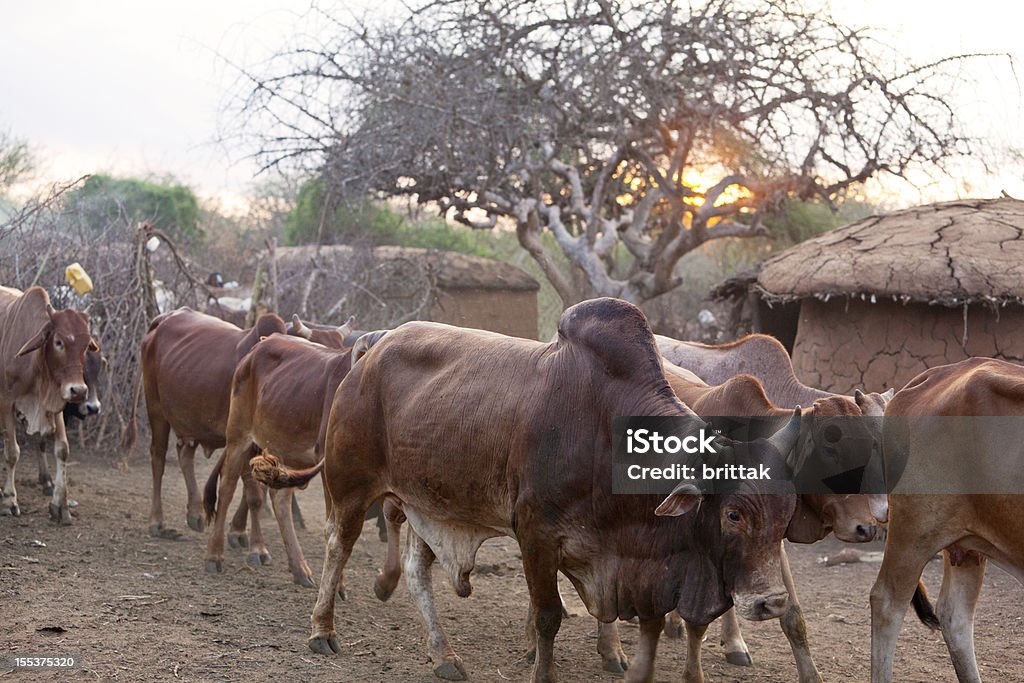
[733, 198, 1024, 307]
[276, 245, 538, 292]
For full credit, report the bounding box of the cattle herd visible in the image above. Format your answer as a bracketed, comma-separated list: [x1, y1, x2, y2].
[1, 284, 1022, 682]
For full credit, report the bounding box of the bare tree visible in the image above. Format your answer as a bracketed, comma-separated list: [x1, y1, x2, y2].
[230, 0, 984, 306]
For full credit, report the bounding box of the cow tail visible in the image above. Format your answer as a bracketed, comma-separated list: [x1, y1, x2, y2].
[203, 451, 227, 525]
[911, 579, 940, 631]
[121, 368, 143, 450]
[251, 452, 324, 489]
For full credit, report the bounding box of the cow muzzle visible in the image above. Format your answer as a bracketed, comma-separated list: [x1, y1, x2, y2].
[733, 589, 789, 621]
[85, 400, 101, 416]
[835, 520, 877, 543]
[62, 383, 88, 403]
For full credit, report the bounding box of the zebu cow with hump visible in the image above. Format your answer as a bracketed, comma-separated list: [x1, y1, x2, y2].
[137, 308, 287, 538]
[0, 286, 98, 524]
[872, 358, 1024, 683]
[287, 314, 357, 350]
[258, 298, 800, 682]
[203, 329, 387, 585]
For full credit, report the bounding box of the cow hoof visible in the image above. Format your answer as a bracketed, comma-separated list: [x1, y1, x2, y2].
[725, 650, 753, 667]
[205, 559, 223, 574]
[663, 620, 684, 639]
[601, 654, 629, 674]
[49, 503, 72, 525]
[1, 502, 20, 517]
[373, 575, 396, 602]
[227, 531, 248, 549]
[337, 588, 347, 601]
[308, 635, 340, 656]
[294, 575, 316, 588]
[433, 657, 467, 681]
[41, 482, 54, 496]
[378, 528, 388, 543]
[246, 552, 265, 568]
[187, 515, 204, 532]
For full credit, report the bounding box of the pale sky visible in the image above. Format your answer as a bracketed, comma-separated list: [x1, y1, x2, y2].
[1, 0, 1023, 212]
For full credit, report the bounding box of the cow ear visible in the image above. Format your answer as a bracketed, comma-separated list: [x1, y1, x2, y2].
[88, 338, 100, 352]
[17, 323, 50, 356]
[854, 389, 866, 407]
[655, 482, 702, 517]
[785, 497, 828, 543]
[882, 388, 895, 401]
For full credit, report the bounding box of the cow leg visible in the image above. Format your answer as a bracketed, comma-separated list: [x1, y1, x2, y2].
[309, 493, 377, 656]
[937, 551, 986, 683]
[778, 544, 822, 683]
[404, 528, 466, 680]
[242, 468, 271, 567]
[717, 608, 752, 665]
[148, 414, 176, 537]
[36, 435, 54, 495]
[0, 403, 21, 516]
[269, 486, 314, 587]
[519, 539, 563, 683]
[870, 537, 935, 682]
[49, 413, 73, 525]
[596, 621, 629, 674]
[228, 495, 250, 549]
[373, 497, 406, 601]
[205, 442, 255, 573]
[177, 439, 204, 532]
[292, 492, 306, 531]
[626, 614, 666, 683]
[683, 622, 709, 683]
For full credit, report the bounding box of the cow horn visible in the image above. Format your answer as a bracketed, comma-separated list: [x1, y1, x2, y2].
[655, 481, 703, 517]
[337, 315, 356, 336]
[291, 314, 312, 340]
[46, 302, 56, 318]
[768, 406, 803, 466]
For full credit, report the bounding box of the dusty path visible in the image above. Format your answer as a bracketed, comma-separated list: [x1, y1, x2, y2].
[2, 450, 1023, 682]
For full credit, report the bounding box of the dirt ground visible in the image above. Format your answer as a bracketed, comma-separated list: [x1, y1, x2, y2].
[2, 448, 1023, 682]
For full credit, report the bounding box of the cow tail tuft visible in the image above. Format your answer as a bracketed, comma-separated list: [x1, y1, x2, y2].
[911, 579, 940, 631]
[203, 452, 226, 524]
[251, 451, 324, 489]
[121, 369, 143, 450]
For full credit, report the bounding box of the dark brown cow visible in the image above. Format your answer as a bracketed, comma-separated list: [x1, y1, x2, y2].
[0, 285, 98, 524]
[137, 308, 287, 538]
[662, 364, 886, 682]
[258, 298, 801, 682]
[203, 330, 387, 585]
[872, 358, 1024, 683]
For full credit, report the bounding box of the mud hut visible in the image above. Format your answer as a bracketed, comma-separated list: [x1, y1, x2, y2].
[274, 245, 540, 339]
[715, 198, 1024, 393]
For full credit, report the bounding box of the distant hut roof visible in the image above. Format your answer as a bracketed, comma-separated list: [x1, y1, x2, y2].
[276, 245, 539, 292]
[735, 198, 1024, 307]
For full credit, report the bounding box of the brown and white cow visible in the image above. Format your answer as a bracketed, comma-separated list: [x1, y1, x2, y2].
[871, 358, 1024, 683]
[258, 298, 801, 682]
[0, 286, 98, 524]
[136, 308, 287, 538]
[203, 330, 387, 585]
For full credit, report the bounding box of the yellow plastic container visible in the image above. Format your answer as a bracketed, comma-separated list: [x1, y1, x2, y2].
[65, 262, 94, 295]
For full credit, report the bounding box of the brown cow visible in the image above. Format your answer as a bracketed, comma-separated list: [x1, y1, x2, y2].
[287, 315, 356, 350]
[871, 358, 1024, 683]
[137, 308, 287, 538]
[0, 286, 98, 524]
[258, 298, 801, 682]
[203, 330, 387, 585]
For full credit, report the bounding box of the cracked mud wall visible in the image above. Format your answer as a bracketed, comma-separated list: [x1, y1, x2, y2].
[430, 288, 539, 340]
[791, 298, 1024, 393]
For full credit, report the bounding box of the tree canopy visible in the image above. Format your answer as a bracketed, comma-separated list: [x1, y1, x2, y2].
[65, 174, 203, 242]
[233, 0, 980, 305]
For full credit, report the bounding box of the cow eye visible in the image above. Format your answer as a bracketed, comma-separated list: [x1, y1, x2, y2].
[726, 509, 742, 524]
[823, 424, 842, 443]
[54, 338, 64, 351]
